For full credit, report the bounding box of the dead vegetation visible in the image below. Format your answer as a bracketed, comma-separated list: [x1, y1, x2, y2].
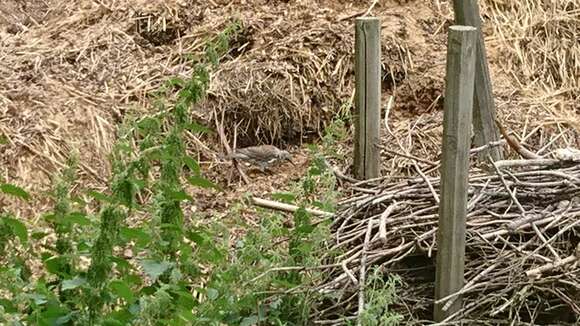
[0, 0, 579, 323]
[316, 154, 580, 324]
[0, 0, 577, 191]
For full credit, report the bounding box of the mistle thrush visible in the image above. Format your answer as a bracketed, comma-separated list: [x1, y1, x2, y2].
[228, 145, 294, 171]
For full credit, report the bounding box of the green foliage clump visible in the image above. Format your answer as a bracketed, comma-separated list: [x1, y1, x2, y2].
[358, 268, 403, 326]
[0, 21, 240, 325]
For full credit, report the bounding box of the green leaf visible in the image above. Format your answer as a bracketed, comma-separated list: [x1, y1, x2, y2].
[132, 178, 146, 190]
[240, 315, 259, 326]
[186, 176, 220, 191]
[71, 195, 87, 206]
[55, 314, 73, 325]
[41, 305, 71, 325]
[312, 200, 334, 212]
[61, 277, 86, 291]
[110, 280, 135, 303]
[185, 230, 205, 245]
[166, 77, 186, 88]
[3, 217, 28, 244]
[87, 190, 115, 204]
[183, 156, 201, 175]
[0, 133, 8, 145]
[175, 290, 196, 310]
[43, 213, 58, 223]
[104, 309, 133, 325]
[0, 183, 31, 200]
[206, 288, 219, 301]
[178, 309, 195, 322]
[141, 147, 162, 161]
[124, 274, 142, 287]
[165, 189, 193, 202]
[160, 223, 182, 233]
[293, 207, 313, 235]
[66, 212, 92, 226]
[158, 148, 179, 162]
[296, 223, 315, 235]
[43, 256, 67, 276]
[120, 227, 152, 246]
[32, 231, 50, 240]
[308, 164, 322, 176]
[27, 293, 47, 305]
[77, 240, 91, 252]
[140, 260, 172, 282]
[179, 243, 193, 261]
[197, 242, 226, 264]
[0, 298, 17, 313]
[271, 276, 300, 289]
[271, 192, 296, 204]
[110, 257, 132, 272]
[137, 117, 161, 133]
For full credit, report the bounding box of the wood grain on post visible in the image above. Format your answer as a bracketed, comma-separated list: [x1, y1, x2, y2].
[434, 25, 477, 322]
[453, 0, 503, 161]
[354, 17, 381, 180]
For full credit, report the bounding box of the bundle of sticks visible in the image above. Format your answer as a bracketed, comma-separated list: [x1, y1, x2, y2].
[315, 155, 580, 325]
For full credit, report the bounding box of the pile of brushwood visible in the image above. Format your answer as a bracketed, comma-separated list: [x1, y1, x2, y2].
[315, 149, 580, 325]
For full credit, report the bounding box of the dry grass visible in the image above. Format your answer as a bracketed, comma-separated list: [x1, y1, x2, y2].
[371, 0, 579, 182]
[485, 0, 579, 92]
[0, 0, 579, 323]
[483, 0, 579, 151]
[0, 0, 449, 213]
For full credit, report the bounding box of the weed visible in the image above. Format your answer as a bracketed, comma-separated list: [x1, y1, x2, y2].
[322, 115, 350, 160]
[358, 268, 403, 326]
[0, 18, 399, 325]
[0, 21, 238, 325]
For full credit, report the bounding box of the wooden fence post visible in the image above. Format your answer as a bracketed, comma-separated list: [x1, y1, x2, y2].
[354, 17, 381, 180]
[434, 25, 477, 322]
[453, 0, 503, 161]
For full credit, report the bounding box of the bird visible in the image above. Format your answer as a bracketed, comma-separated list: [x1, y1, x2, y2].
[227, 145, 294, 172]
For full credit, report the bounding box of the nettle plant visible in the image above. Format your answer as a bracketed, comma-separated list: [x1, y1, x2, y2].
[0, 22, 240, 325]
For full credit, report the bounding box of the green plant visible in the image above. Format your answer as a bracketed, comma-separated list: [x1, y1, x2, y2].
[42, 156, 81, 299]
[322, 115, 349, 160]
[358, 268, 402, 326]
[0, 21, 241, 326]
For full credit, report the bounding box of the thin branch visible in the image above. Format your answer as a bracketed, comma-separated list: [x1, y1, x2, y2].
[251, 197, 334, 218]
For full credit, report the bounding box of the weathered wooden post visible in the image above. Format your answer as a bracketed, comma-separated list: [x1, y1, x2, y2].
[354, 17, 381, 180]
[453, 0, 503, 161]
[434, 25, 477, 322]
